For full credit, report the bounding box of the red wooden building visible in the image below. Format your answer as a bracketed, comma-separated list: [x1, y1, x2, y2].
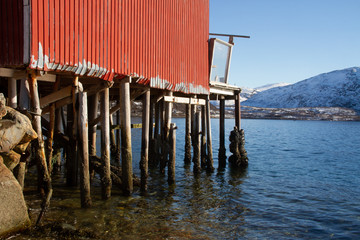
[0, 0, 246, 210]
[1, 0, 210, 94]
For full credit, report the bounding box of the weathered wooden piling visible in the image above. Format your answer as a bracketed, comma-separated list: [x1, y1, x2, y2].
[140, 89, 150, 193]
[159, 99, 166, 174]
[201, 105, 207, 169]
[88, 93, 99, 157]
[206, 96, 214, 171]
[218, 97, 227, 168]
[193, 111, 201, 174]
[115, 100, 121, 166]
[78, 91, 92, 207]
[160, 92, 173, 174]
[28, 74, 53, 221]
[235, 90, 241, 130]
[184, 104, 192, 164]
[8, 78, 17, 108]
[168, 123, 176, 184]
[52, 107, 62, 172]
[19, 79, 30, 110]
[120, 79, 133, 196]
[152, 100, 160, 166]
[100, 88, 111, 199]
[46, 80, 60, 175]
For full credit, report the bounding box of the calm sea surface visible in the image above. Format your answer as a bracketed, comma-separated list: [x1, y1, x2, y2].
[16, 119, 360, 239]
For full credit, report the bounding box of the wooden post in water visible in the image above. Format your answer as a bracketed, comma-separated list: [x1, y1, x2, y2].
[28, 74, 52, 200]
[152, 100, 160, 166]
[184, 104, 191, 164]
[161, 92, 173, 174]
[168, 123, 176, 184]
[193, 111, 201, 174]
[8, 78, 17, 108]
[205, 96, 214, 171]
[159, 99, 165, 173]
[88, 93, 99, 157]
[140, 89, 150, 193]
[201, 105, 207, 169]
[100, 88, 111, 199]
[235, 91, 241, 130]
[78, 91, 92, 207]
[120, 79, 133, 196]
[218, 97, 227, 168]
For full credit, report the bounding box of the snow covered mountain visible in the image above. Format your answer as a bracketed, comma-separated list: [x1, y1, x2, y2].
[243, 67, 360, 113]
[240, 83, 291, 102]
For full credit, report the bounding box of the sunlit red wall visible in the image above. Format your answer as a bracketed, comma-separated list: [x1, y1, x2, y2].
[27, 0, 209, 94]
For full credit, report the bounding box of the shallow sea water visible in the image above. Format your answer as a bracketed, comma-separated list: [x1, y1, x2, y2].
[9, 119, 360, 239]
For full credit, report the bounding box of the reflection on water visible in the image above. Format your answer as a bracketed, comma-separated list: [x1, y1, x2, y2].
[11, 119, 360, 239]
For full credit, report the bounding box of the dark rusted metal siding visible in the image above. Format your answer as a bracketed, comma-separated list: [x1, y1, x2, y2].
[28, 0, 209, 94]
[0, 0, 28, 67]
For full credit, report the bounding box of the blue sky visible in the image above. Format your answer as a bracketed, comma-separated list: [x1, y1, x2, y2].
[210, 0, 360, 88]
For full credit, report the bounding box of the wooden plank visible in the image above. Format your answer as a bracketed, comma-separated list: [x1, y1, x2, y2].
[40, 85, 73, 108]
[163, 95, 205, 105]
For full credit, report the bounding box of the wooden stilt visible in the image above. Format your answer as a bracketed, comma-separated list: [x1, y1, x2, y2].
[79, 91, 92, 207]
[120, 79, 133, 196]
[193, 111, 201, 174]
[205, 96, 214, 171]
[191, 104, 196, 145]
[160, 92, 172, 174]
[100, 88, 111, 199]
[219, 97, 227, 168]
[88, 93, 99, 157]
[159, 99, 165, 173]
[201, 105, 207, 169]
[168, 123, 176, 184]
[46, 79, 60, 175]
[235, 91, 241, 130]
[115, 100, 121, 166]
[140, 89, 150, 193]
[155, 100, 161, 165]
[28, 74, 53, 224]
[148, 97, 155, 166]
[8, 78, 17, 108]
[52, 107, 62, 172]
[184, 104, 191, 164]
[65, 104, 76, 185]
[19, 79, 30, 110]
[109, 110, 118, 161]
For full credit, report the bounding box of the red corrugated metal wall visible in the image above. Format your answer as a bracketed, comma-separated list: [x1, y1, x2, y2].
[29, 0, 209, 94]
[0, 0, 26, 67]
